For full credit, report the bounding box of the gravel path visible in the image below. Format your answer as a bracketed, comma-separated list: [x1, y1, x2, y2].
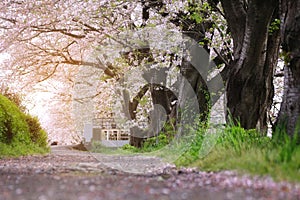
[0, 146, 299, 200]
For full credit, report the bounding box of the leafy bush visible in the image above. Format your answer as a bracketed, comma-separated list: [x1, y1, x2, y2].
[0, 94, 49, 157]
[140, 121, 177, 152]
[0, 85, 26, 112]
[0, 94, 31, 144]
[122, 144, 139, 152]
[141, 134, 166, 150]
[23, 114, 48, 148]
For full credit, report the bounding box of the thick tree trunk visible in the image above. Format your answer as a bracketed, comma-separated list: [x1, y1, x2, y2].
[222, 0, 279, 131]
[128, 2, 214, 146]
[276, 0, 300, 136]
[126, 65, 173, 147]
[260, 12, 281, 132]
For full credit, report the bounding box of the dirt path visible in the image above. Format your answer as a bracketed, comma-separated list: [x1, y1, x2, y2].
[51, 145, 174, 175]
[0, 146, 299, 200]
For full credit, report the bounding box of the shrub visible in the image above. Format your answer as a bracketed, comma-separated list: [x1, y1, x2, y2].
[122, 144, 139, 152]
[142, 133, 169, 151]
[0, 85, 26, 112]
[0, 94, 49, 157]
[23, 114, 48, 148]
[0, 94, 31, 144]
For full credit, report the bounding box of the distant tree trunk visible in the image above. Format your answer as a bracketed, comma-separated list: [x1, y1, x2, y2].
[122, 49, 174, 147]
[276, 0, 300, 136]
[174, 5, 214, 133]
[221, 0, 280, 132]
[127, 2, 214, 147]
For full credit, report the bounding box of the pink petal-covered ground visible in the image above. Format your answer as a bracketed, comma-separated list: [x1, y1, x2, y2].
[0, 147, 299, 200]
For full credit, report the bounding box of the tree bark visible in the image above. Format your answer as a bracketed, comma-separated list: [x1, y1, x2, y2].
[221, 0, 279, 131]
[276, 0, 300, 136]
[127, 2, 215, 147]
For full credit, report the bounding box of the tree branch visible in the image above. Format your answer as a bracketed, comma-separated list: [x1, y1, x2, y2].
[129, 83, 150, 119]
[220, 0, 247, 59]
[31, 26, 86, 39]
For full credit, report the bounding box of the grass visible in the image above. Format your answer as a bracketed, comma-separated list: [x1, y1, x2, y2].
[117, 121, 300, 183]
[0, 142, 49, 159]
[91, 141, 136, 155]
[90, 116, 300, 183]
[182, 124, 300, 183]
[190, 145, 300, 182]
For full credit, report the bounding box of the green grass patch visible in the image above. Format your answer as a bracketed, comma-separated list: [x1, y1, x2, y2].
[191, 145, 300, 182]
[91, 141, 135, 155]
[0, 142, 49, 158]
[91, 119, 300, 183]
[181, 123, 300, 182]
